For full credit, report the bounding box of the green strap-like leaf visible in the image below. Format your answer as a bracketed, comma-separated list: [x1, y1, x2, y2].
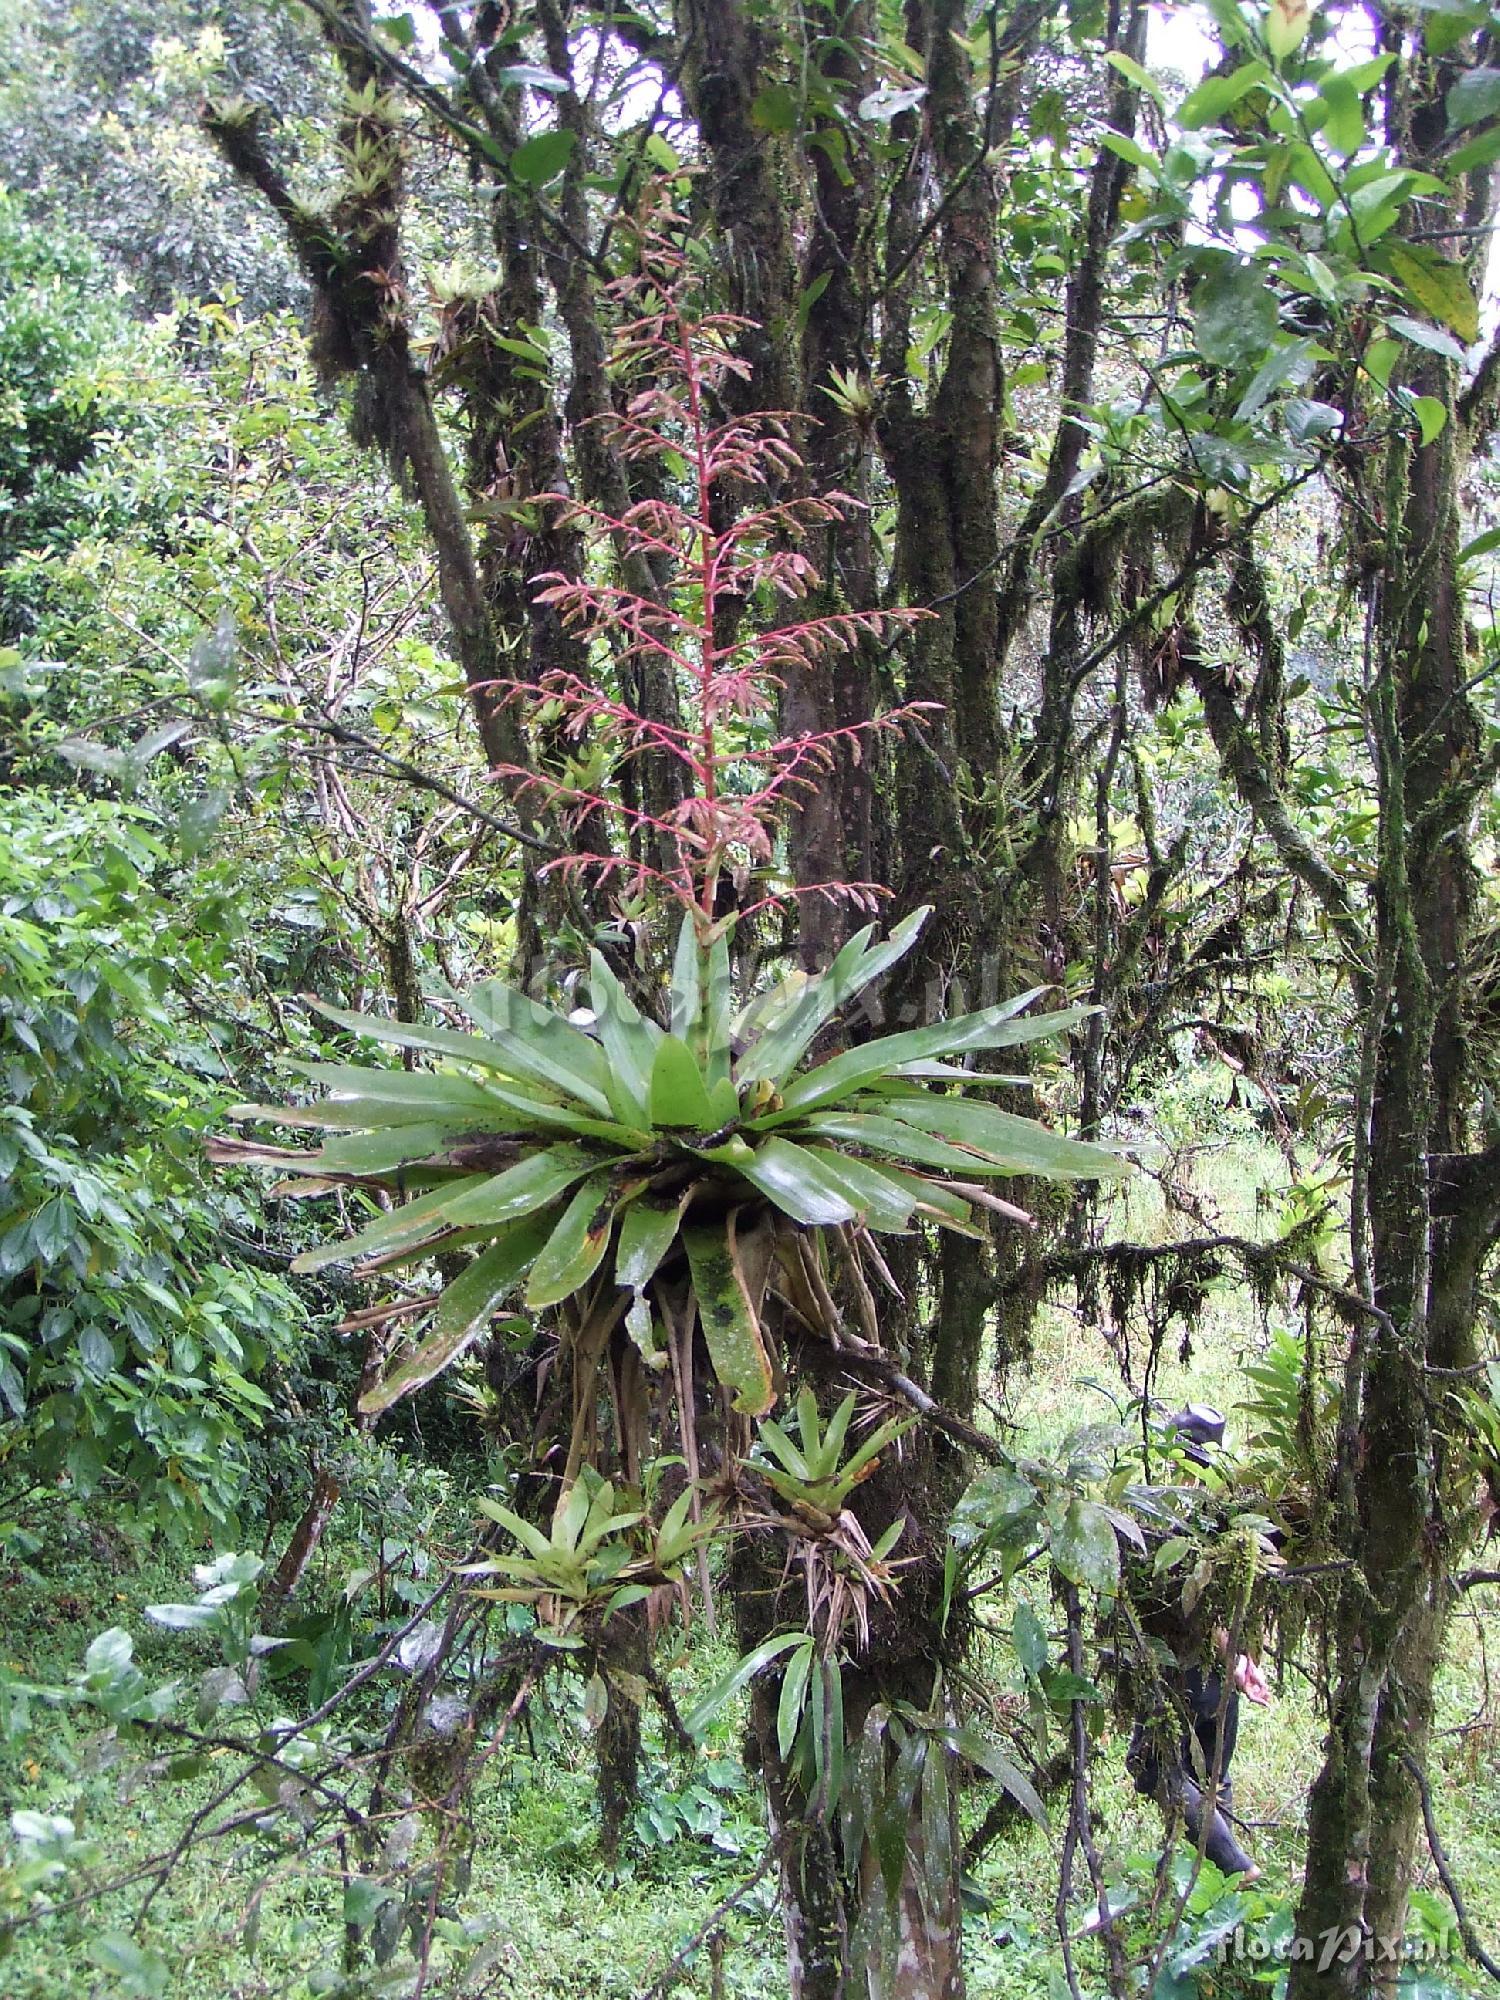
[785, 1111, 993, 1177]
[459, 978, 612, 1097]
[704, 928, 734, 1088]
[793, 1109, 1117, 1183]
[588, 949, 663, 1122]
[878, 1097, 1127, 1180]
[797, 1147, 917, 1232]
[877, 1726, 928, 1897]
[939, 1725, 1048, 1829]
[525, 1173, 618, 1308]
[683, 1216, 776, 1415]
[468, 1076, 650, 1147]
[275, 1063, 519, 1130]
[738, 906, 930, 1088]
[763, 995, 1088, 1119]
[439, 1146, 597, 1229]
[877, 1167, 978, 1231]
[777, 1637, 816, 1761]
[311, 1000, 614, 1120]
[682, 1630, 807, 1739]
[357, 1218, 549, 1415]
[669, 911, 702, 1042]
[649, 1033, 717, 1129]
[317, 1122, 494, 1175]
[294, 1062, 508, 1110]
[615, 1198, 684, 1294]
[291, 1175, 488, 1273]
[733, 1136, 863, 1226]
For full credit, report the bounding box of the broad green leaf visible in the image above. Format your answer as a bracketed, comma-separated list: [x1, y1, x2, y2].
[752, 82, 800, 133]
[767, 997, 1088, 1118]
[683, 1217, 775, 1415]
[1234, 336, 1319, 422]
[1266, 0, 1311, 59]
[1380, 241, 1478, 344]
[1103, 49, 1163, 107]
[1177, 60, 1268, 131]
[525, 1174, 618, 1308]
[495, 62, 569, 93]
[357, 1219, 549, 1414]
[1410, 394, 1448, 446]
[1317, 74, 1363, 157]
[1447, 65, 1500, 130]
[510, 128, 575, 186]
[1388, 313, 1467, 363]
[440, 1146, 597, 1228]
[1347, 171, 1434, 245]
[1449, 124, 1500, 174]
[1098, 130, 1158, 175]
[1192, 259, 1278, 370]
[1284, 395, 1343, 442]
[1051, 1497, 1121, 1594]
[734, 1136, 862, 1226]
[1285, 139, 1337, 212]
[649, 1033, 717, 1129]
[1013, 1602, 1048, 1678]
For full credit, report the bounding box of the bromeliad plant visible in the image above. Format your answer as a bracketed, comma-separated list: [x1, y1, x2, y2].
[223, 901, 1123, 1455]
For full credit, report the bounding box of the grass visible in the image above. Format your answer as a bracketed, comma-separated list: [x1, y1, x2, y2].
[2, 1110, 1497, 1997]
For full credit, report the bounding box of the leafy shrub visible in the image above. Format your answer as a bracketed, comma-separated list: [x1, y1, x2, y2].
[0, 196, 133, 639]
[0, 791, 302, 1534]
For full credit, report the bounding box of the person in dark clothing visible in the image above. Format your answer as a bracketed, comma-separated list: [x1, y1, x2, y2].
[1127, 1405, 1270, 1881]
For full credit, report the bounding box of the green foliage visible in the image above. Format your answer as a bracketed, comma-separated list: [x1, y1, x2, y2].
[243, 906, 1119, 1420]
[0, 792, 302, 1533]
[0, 197, 132, 639]
[750, 1389, 913, 1517]
[0, 0, 322, 312]
[468, 1465, 713, 1639]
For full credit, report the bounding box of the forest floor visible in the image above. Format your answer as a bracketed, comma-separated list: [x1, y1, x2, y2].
[3, 1120, 1497, 1999]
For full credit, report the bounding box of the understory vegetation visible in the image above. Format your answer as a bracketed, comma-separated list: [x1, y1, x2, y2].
[3, 2, 1500, 1998]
